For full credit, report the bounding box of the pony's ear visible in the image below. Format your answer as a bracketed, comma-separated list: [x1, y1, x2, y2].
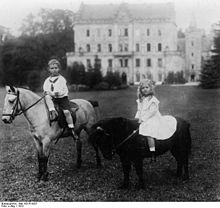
[96, 126, 110, 136]
[97, 126, 104, 131]
[5, 85, 10, 92]
[6, 85, 17, 94]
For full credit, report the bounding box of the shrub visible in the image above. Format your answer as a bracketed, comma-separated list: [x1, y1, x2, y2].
[165, 71, 186, 84]
[67, 62, 86, 85]
[104, 71, 122, 88]
[93, 81, 110, 90]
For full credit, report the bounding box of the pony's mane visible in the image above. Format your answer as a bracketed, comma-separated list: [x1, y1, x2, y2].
[18, 87, 41, 99]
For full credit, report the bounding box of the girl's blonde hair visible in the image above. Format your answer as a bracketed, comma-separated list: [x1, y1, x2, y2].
[137, 79, 155, 101]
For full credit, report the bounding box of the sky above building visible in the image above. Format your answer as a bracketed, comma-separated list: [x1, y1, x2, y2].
[0, 0, 219, 36]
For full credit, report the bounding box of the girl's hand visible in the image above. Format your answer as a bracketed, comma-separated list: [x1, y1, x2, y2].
[54, 92, 59, 97]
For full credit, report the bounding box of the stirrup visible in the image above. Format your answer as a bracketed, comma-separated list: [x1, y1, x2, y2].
[71, 129, 79, 140]
[49, 110, 58, 121]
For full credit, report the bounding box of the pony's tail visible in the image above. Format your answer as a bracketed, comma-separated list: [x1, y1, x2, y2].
[88, 100, 101, 121]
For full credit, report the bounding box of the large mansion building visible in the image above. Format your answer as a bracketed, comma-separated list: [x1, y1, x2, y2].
[66, 2, 212, 84]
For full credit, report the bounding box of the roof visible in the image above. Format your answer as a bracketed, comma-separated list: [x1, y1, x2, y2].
[75, 2, 175, 22]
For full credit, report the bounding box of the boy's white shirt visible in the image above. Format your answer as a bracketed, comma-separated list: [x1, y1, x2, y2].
[43, 75, 68, 98]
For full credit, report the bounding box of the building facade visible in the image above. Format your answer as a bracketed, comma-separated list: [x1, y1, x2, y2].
[66, 2, 212, 84]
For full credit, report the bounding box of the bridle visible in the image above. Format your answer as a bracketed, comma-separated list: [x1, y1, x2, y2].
[112, 129, 138, 155]
[97, 127, 138, 156]
[2, 89, 46, 121]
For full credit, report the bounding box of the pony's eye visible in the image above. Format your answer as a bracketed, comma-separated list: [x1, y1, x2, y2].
[8, 99, 15, 104]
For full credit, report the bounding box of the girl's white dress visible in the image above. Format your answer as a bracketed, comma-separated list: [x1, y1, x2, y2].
[135, 96, 177, 140]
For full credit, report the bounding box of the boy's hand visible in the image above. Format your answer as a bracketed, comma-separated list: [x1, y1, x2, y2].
[54, 92, 59, 97]
[44, 91, 53, 96]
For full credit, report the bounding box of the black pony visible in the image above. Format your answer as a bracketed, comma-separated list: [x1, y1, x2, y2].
[89, 117, 191, 189]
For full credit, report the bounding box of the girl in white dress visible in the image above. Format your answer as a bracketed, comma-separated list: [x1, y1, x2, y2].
[135, 79, 177, 160]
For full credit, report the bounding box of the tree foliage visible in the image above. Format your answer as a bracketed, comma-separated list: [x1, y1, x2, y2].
[1, 8, 74, 89]
[165, 71, 186, 84]
[200, 21, 220, 89]
[20, 9, 74, 36]
[84, 55, 103, 88]
[67, 62, 86, 85]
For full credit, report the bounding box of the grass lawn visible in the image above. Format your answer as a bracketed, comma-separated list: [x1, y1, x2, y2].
[0, 85, 219, 201]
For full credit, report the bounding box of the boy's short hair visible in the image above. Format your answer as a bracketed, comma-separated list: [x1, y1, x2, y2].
[48, 59, 61, 68]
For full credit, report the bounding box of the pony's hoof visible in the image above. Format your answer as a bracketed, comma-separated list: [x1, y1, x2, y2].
[117, 183, 130, 189]
[182, 175, 189, 181]
[96, 163, 102, 169]
[37, 173, 42, 181]
[76, 162, 82, 169]
[42, 172, 49, 181]
[135, 183, 145, 190]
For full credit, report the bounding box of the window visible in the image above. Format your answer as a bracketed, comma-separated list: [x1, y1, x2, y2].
[86, 59, 91, 68]
[97, 44, 101, 52]
[120, 59, 123, 67]
[192, 53, 194, 57]
[96, 58, 102, 68]
[136, 71, 140, 82]
[108, 29, 112, 37]
[191, 41, 194, 46]
[147, 29, 150, 36]
[124, 43, 128, 51]
[158, 29, 162, 36]
[86, 44, 90, 52]
[86, 29, 90, 37]
[136, 43, 140, 52]
[124, 28, 128, 36]
[136, 59, 140, 67]
[158, 43, 162, 52]
[119, 44, 123, 52]
[125, 59, 128, 67]
[158, 72, 162, 81]
[147, 58, 151, 67]
[158, 58, 162, 67]
[108, 44, 112, 52]
[191, 64, 194, 69]
[108, 59, 113, 68]
[147, 43, 151, 52]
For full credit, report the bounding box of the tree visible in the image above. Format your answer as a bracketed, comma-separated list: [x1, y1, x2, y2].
[200, 21, 220, 89]
[85, 55, 102, 88]
[20, 9, 74, 36]
[104, 71, 122, 88]
[1, 8, 75, 88]
[67, 62, 86, 85]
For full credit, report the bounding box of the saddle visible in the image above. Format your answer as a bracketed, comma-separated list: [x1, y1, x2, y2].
[52, 101, 79, 128]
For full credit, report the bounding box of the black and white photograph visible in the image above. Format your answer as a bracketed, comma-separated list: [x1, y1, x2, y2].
[0, 0, 219, 206]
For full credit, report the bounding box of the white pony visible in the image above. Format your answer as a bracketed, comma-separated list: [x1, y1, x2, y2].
[2, 86, 101, 181]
